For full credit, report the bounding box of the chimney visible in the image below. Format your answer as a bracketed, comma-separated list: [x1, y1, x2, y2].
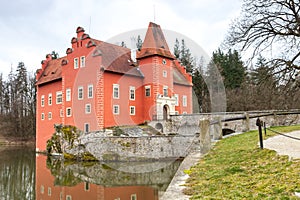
[131, 49, 137, 62]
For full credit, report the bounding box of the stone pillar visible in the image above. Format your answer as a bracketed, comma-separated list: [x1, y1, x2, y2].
[199, 119, 211, 154]
[242, 112, 250, 132]
[212, 117, 222, 140]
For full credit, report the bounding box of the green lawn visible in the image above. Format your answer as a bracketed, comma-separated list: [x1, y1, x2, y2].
[184, 125, 300, 199]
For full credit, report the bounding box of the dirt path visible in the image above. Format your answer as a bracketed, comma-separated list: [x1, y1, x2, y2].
[264, 130, 300, 159]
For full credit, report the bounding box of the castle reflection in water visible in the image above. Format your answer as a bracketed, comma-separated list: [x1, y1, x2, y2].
[36, 155, 181, 200]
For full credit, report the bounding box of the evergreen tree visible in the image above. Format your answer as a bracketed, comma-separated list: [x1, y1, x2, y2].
[120, 41, 127, 48]
[173, 38, 180, 59]
[136, 35, 143, 51]
[212, 49, 246, 89]
[51, 51, 59, 59]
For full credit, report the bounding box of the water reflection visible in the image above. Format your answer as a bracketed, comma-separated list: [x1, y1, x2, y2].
[0, 146, 35, 200]
[36, 155, 182, 200]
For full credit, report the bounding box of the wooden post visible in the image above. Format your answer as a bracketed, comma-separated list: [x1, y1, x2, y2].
[256, 118, 263, 149]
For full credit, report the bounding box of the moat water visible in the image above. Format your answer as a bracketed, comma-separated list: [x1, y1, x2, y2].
[0, 146, 181, 200]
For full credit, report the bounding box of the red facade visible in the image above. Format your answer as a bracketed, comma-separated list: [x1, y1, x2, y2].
[36, 22, 193, 151]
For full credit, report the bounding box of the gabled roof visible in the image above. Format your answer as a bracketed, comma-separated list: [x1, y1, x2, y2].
[173, 66, 192, 86]
[36, 57, 64, 85]
[92, 40, 143, 77]
[137, 22, 174, 59]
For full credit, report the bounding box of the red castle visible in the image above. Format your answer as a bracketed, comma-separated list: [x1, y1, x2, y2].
[36, 22, 193, 151]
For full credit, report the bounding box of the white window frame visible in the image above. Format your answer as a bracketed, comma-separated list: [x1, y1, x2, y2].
[66, 107, 72, 117]
[131, 194, 137, 200]
[66, 195, 72, 200]
[85, 104, 91, 114]
[183, 95, 187, 107]
[48, 112, 52, 120]
[78, 86, 83, 100]
[66, 88, 71, 102]
[163, 70, 167, 77]
[74, 57, 79, 69]
[145, 85, 151, 97]
[84, 182, 90, 191]
[48, 187, 51, 196]
[163, 86, 168, 97]
[41, 113, 45, 120]
[174, 94, 179, 106]
[80, 56, 85, 67]
[41, 95, 45, 107]
[113, 105, 120, 115]
[56, 91, 62, 104]
[48, 93, 52, 105]
[113, 84, 119, 99]
[88, 84, 93, 98]
[129, 86, 135, 100]
[40, 185, 44, 194]
[84, 123, 90, 133]
[130, 106, 135, 115]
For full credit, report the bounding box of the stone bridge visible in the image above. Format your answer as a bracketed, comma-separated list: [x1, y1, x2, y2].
[149, 110, 300, 140]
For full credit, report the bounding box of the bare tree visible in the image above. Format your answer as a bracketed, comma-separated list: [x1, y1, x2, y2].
[225, 0, 300, 74]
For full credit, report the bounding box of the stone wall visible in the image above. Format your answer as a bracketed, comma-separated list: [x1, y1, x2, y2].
[166, 111, 300, 140]
[65, 132, 200, 161]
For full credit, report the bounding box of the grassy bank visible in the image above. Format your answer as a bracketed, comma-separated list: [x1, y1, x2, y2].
[184, 125, 300, 199]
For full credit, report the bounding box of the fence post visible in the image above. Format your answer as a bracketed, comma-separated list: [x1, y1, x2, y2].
[199, 119, 211, 154]
[256, 118, 264, 149]
[212, 117, 222, 140]
[263, 122, 267, 136]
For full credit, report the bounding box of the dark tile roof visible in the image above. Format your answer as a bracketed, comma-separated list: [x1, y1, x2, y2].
[137, 22, 174, 59]
[36, 57, 64, 85]
[173, 66, 192, 86]
[93, 40, 143, 77]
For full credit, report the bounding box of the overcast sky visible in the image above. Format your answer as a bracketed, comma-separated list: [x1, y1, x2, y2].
[0, 0, 242, 76]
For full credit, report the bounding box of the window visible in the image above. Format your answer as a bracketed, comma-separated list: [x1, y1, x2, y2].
[85, 104, 91, 114]
[163, 70, 167, 77]
[88, 84, 93, 98]
[80, 56, 85, 67]
[66, 107, 72, 117]
[48, 187, 52, 196]
[113, 84, 119, 99]
[131, 194, 137, 200]
[41, 95, 45, 107]
[74, 58, 79, 69]
[84, 123, 90, 134]
[41, 113, 45, 120]
[174, 94, 179, 106]
[78, 86, 83, 100]
[48, 93, 52, 105]
[113, 105, 119, 115]
[40, 185, 44, 194]
[162, 59, 167, 65]
[66, 195, 72, 200]
[66, 88, 71, 102]
[60, 109, 63, 117]
[48, 112, 52, 120]
[130, 106, 135, 115]
[56, 91, 62, 104]
[183, 95, 187, 107]
[114, 198, 120, 200]
[163, 86, 168, 97]
[84, 182, 90, 191]
[129, 86, 135, 100]
[145, 85, 151, 97]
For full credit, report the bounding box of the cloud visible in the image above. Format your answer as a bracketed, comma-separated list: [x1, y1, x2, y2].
[0, 0, 242, 76]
